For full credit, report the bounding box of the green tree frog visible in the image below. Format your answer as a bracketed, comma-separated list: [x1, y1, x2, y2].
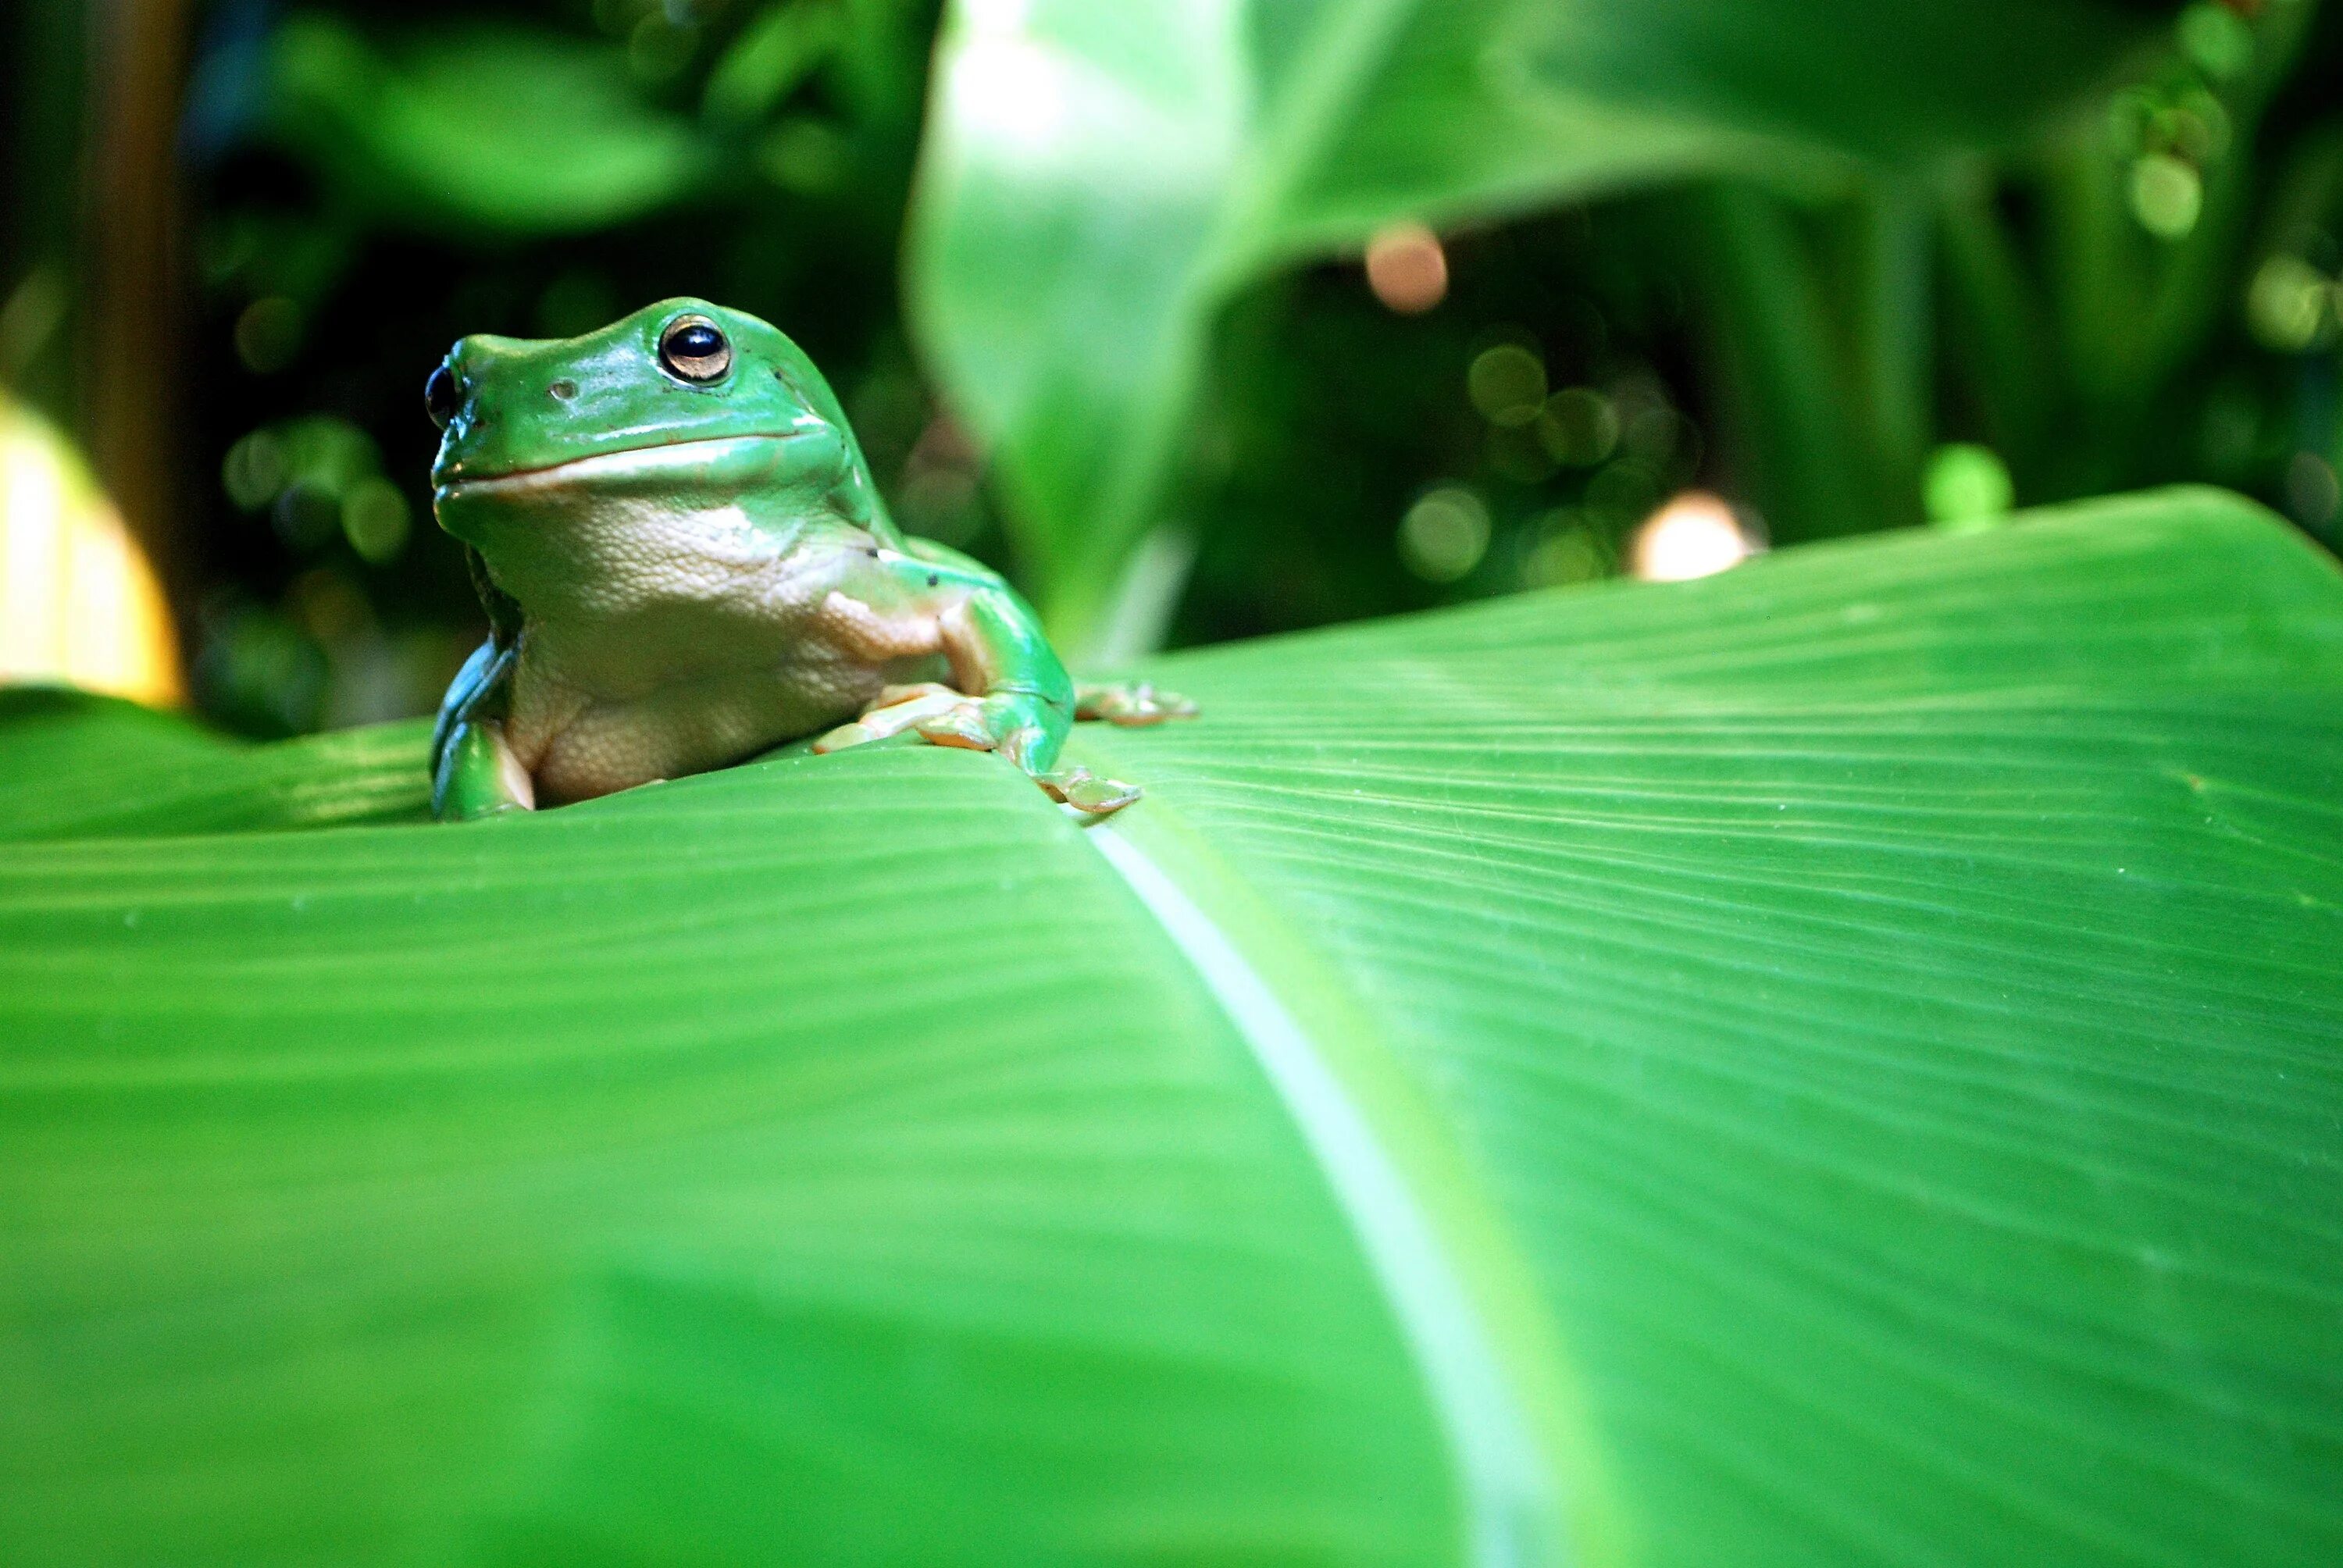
[423, 298, 1189, 821]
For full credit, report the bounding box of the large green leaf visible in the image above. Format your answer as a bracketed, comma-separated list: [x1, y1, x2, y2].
[906, 0, 2149, 648]
[4, 487, 2341, 1566]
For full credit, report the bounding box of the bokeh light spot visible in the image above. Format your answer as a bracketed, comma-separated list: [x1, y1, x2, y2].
[234, 297, 304, 373]
[1632, 491, 1753, 582]
[2178, 2, 2255, 80]
[2287, 451, 2340, 531]
[342, 478, 412, 564]
[2129, 154, 2202, 240]
[1365, 223, 1449, 314]
[2247, 255, 2332, 352]
[1924, 443, 2015, 532]
[1521, 511, 1609, 588]
[223, 430, 290, 511]
[1398, 486, 1490, 583]
[1537, 387, 1618, 467]
[1467, 344, 1546, 427]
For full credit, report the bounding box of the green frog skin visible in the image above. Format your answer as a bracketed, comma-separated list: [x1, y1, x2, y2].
[424, 298, 1188, 821]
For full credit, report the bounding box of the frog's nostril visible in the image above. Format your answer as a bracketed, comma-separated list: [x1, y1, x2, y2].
[548, 380, 578, 402]
[425, 363, 462, 430]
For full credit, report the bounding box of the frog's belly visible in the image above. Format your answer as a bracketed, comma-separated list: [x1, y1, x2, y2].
[517, 656, 899, 805]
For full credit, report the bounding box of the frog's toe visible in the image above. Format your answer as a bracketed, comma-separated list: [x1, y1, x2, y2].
[1067, 775, 1143, 814]
[911, 704, 998, 752]
[873, 681, 961, 708]
[911, 695, 1054, 770]
[811, 719, 877, 754]
[815, 686, 971, 753]
[1035, 765, 1143, 815]
[1075, 682, 1199, 726]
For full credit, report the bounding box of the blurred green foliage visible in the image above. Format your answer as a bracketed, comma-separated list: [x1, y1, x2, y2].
[1, 0, 2338, 728]
[907, 0, 2149, 647]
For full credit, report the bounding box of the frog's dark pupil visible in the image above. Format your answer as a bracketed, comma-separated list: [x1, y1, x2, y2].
[424, 363, 459, 430]
[659, 319, 731, 382]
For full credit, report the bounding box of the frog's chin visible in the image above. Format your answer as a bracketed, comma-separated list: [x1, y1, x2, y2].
[433, 432, 809, 520]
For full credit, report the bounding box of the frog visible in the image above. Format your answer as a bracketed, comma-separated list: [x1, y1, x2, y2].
[422, 298, 1192, 823]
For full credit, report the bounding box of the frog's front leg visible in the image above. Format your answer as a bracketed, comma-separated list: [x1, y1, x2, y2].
[431, 639, 534, 821]
[920, 585, 1077, 772]
[811, 545, 1068, 760]
[813, 546, 1152, 812]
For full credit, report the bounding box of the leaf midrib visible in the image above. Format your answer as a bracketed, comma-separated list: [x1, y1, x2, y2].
[1065, 739, 1624, 1568]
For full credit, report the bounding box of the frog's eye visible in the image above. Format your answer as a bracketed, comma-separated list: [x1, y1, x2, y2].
[658, 315, 733, 383]
[425, 362, 460, 430]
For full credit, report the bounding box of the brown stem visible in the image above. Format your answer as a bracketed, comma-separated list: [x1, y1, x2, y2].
[80, 0, 196, 611]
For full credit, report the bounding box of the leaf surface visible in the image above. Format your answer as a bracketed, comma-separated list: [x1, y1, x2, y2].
[4, 488, 2341, 1566]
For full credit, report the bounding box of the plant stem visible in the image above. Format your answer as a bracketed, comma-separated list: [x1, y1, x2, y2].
[1937, 160, 2055, 473]
[80, 0, 197, 605]
[1687, 182, 1879, 542]
[1850, 173, 1931, 519]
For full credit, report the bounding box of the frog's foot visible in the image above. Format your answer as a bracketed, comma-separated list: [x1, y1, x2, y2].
[433, 718, 536, 821]
[914, 690, 1094, 795]
[848, 682, 1043, 767]
[811, 682, 967, 754]
[814, 681, 1050, 760]
[816, 682, 1140, 814]
[1075, 682, 1198, 726]
[1033, 766, 1143, 816]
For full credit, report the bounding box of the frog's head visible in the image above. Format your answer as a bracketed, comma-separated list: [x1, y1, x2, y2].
[426, 298, 883, 607]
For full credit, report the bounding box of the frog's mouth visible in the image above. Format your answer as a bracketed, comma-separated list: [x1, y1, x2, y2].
[435, 432, 806, 503]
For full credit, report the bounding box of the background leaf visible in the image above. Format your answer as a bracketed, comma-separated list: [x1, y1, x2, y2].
[5, 486, 2341, 1564]
[261, 14, 714, 237]
[906, 0, 2152, 650]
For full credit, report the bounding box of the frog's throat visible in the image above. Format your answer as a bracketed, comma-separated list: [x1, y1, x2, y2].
[434, 432, 808, 504]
